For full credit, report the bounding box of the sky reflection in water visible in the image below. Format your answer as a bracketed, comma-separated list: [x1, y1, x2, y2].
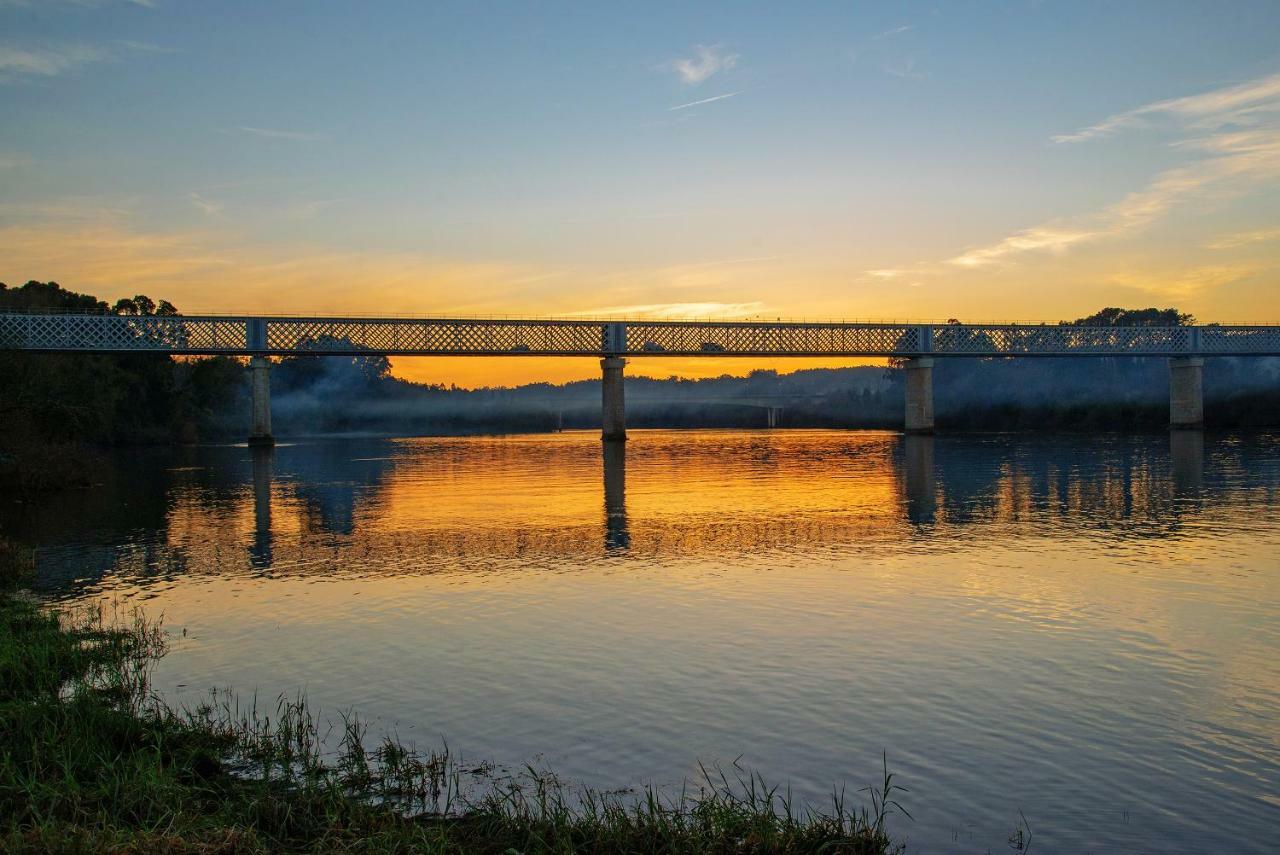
[11, 430, 1280, 853]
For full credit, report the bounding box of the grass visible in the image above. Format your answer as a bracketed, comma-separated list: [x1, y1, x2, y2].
[0, 548, 906, 853]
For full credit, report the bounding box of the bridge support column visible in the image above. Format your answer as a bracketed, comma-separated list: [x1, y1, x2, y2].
[1169, 356, 1204, 430]
[248, 355, 274, 447]
[904, 357, 934, 434]
[601, 357, 626, 441]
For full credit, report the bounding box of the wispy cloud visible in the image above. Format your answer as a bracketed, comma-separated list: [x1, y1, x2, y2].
[187, 192, 222, 216]
[668, 44, 738, 85]
[0, 44, 106, 79]
[1206, 226, 1280, 249]
[883, 56, 926, 80]
[118, 40, 181, 54]
[668, 91, 740, 112]
[0, 38, 174, 83]
[947, 70, 1280, 267]
[1053, 71, 1280, 144]
[236, 126, 327, 142]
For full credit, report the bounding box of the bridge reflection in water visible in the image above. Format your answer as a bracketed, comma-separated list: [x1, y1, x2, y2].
[15, 429, 1265, 598]
[13, 428, 1279, 855]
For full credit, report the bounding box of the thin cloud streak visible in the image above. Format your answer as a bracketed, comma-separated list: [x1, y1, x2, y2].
[236, 126, 327, 141]
[872, 25, 914, 40]
[669, 91, 740, 111]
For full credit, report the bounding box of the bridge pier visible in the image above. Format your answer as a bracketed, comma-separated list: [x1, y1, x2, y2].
[1169, 356, 1204, 430]
[248, 355, 274, 446]
[601, 356, 626, 441]
[904, 357, 934, 434]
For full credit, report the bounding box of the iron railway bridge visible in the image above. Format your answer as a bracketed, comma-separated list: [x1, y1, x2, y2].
[3, 312, 1279, 443]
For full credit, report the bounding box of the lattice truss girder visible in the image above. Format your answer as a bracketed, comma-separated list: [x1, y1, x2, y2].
[0, 314, 246, 351]
[265, 320, 606, 354]
[625, 323, 919, 354]
[933, 325, 1189, 354]
[2, 314, 1280, 356]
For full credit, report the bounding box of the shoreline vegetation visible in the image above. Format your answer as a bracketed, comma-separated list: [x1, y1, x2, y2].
[0, 539, 906, 853]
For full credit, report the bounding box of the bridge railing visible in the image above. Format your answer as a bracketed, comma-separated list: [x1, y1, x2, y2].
[3, 313, 1280, 357]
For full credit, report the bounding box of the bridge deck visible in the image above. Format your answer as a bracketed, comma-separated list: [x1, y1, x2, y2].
[2, 313, 1279, 357]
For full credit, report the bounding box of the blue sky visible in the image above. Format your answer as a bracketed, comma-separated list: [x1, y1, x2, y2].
[2, 1, 1279, 383]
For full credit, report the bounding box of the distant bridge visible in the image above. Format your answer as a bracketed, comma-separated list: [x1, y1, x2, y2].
[4, 312, 1279, 443]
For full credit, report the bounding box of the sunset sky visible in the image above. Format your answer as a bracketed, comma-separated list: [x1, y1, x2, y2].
[2, 1, 1279, 386]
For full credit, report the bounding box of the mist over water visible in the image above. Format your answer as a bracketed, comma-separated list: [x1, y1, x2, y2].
[8, 430, 1280, 853]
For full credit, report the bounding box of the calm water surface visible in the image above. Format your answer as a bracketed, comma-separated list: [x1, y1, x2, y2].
[9, 430, 1280, 852]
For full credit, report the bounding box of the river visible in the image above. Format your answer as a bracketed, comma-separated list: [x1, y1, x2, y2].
[7, 429, 1279, 852]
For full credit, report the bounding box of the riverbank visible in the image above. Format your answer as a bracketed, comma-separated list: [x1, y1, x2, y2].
[0, 543, 904, 854]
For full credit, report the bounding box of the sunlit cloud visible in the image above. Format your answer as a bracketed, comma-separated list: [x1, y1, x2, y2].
[949, 227, 1096, 267]
[236, 126, 327, 142]
[1206, 227, 1280, 249]
[1053, 71, 1280, 144]
[668, 91, 740, 111]
[668, 44, 738, 85]
[1109, 263, 1266, 298]
[945, 71, 1280, 267]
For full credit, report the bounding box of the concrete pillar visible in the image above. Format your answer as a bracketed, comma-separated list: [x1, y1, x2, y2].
[603, 439, 629, 551]
[1169, 356, 1204, 430]
[248, 355, 274, 446]
[601, 356, 626, 441]
[904, 357, 935, 434]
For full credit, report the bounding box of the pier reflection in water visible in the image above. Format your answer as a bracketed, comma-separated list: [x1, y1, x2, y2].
[8, 429, 1280, 854]
[602, 440, 629, 552]
[902, 435, 936, 525]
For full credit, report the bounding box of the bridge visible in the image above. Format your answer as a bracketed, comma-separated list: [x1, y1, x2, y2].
[3, 312, 1279, 444]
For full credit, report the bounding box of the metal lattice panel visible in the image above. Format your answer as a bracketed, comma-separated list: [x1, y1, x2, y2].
[3, 313, 1280, 357]
[623, 323, 918, 355]
[932, 325, 1189, 356]
[264, 319, 606, 355]
[0, 314, 248, 352]
[1201, 326, 1280, 354]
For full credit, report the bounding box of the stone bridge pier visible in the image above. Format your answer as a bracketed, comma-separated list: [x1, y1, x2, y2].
[601, 357, 627, 441]
[1169, 356, 1204, 429]
[903, 357, 935, 434]
[248, 355, 274, 446]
